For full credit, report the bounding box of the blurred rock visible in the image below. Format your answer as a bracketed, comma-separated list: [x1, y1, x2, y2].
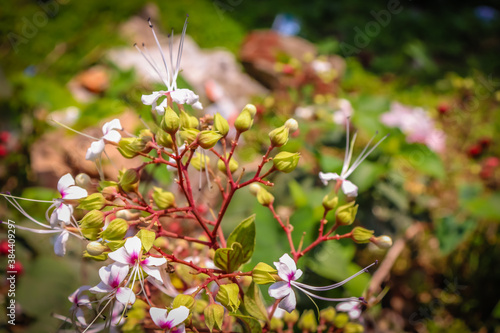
[108, 14, 267, 115]
[68, 66, 109, 103]
[239, 30, 345, 94]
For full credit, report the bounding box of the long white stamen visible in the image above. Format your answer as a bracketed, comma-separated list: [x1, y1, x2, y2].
[343, 131, 358, 176]
[169, 30, 175, 84]
[134, 43, 167, 86]
[173, 16, 189, 87]
[142, 43, 169, 87]
[49, 119, 100, 140]
[0, 193, 53, 203]
[149, 18, 172, 90]
[3, 197, 53, 229]
[291, 261, 377, 291]
[344, 134, 388, 179]
[7, 224, 61, 234]
[341, 118, 351, 176]
[82, 297, 114, 333]
[293, 283, 361, 303]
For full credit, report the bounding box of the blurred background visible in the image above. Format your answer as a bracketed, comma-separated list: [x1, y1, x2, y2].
[1, 0, 500, 332]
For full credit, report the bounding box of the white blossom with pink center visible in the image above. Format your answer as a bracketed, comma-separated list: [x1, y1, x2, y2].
[90, 262, 136, 306]
[149, 306, 189, 332]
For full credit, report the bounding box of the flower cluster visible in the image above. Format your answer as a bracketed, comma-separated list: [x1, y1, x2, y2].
[1, 16, 393, 333]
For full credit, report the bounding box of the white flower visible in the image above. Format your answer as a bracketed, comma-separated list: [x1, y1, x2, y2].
[136, 17, 203, 114]
[86, 119, 123, 161]
[68, 285, 92, 325]
[90, 262, 136, 306]
[49, 173, 88, 226]
[268, 254, 373, 313]
[108, 236, 167, 283]
[149, 306, 189, 332]
[319, 120, 387, 197]
[336, 300, 362, 320]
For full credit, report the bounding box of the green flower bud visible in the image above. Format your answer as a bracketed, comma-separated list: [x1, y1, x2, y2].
[155, 128, 174, 149]
[81, 227, 101, 241]
[217, 154, 239, 173]
[242, 104, 257, 117]
[119, 169, 140, 193]
[213, 112, 229, 137]
[77, 193, 106, 210]
[116, 210, 140, 220]
[283, 309, 299, 324]
[161, 107, 180, 134]
[252, 262, 277, 285]
[179, 128, 200, 144]
[191, 154, 210, 171]
[189, 115, 199, 129]
[198, 130, 223, 149]
[194, 299, 208, 314]
[273, 151, 300, 173]
[75, 173, 92, 190]
[152, 187, 175, 209]
[333, 312, 349, 328]
[101, 218, 128, 240]
[298, 309, 317, 331]
[117, 137, 139, 158]
[234, 110, 253, 133]
[139, 129, 154, 141]
[270, 317, 284, 331]
[344, 322, 365, 333]
[249, 183, 261, 196]
[257, 187, 274, 206]
[204, 303, 224, 332]
[269, 125, 289, 147]
[336, 201, 358, 226]
[80, 210, 105, 229]
[173, 294, 195, 310]
[320, 306, 336, 323]
[322, 192, 339, 211]
[284, 118, 299, 132]
[86, 241, 107, 256]
[372, 235, 393, 249]
[179, 110, 192, 129]
[352, 227, 375, 244]
[215, 283, 240, 312]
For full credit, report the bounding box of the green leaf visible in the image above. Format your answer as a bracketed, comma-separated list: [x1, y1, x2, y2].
[435, 216, 475, 254]
[242, 282, 269, 323]
[463, 193, 500, 220]
[288, 180, 308, 207]
[136, 229, 156, 252]
[214, 242, 245, 273]
[77, 193, 106, 210]
[231, 314, 263, 333]
[227, 215, 256, 263]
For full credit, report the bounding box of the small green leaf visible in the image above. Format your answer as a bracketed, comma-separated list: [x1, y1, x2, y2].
[214, 242, 245, 273]
[83, 251, 107, 261]
[231, 314, 263, 333]
[242, 282, 269, 323]
[136, 229, 156, 252]
[227, 215, 256, 263]
[107, 240, 126, 251]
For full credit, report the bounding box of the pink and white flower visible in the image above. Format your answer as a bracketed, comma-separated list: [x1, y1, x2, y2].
[86, 119, 123, 161]
[268, 254, 374, 313]
[149, 306, 189, 332]
[49, 173, 88, 226]
[68, 285, 92, 325]
[89, 262, 136, 306]
[336, 300, 362, 320]
[319, 120, 387, 197]
[332, 99, 354, 126]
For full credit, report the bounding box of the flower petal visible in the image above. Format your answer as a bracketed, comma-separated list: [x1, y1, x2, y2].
[165, 306, 190, 327]
[142, 256, 167, 267]
[124, 236, 142, 258]
[75, 307, 87, 326]
[102, 130, 121, 143]
[192, 101, 203, 110]
[318, 172, 341, 186]
[102, 119, 123, 135]
[336, 301, 358, 312]
[149, 307, 169, 329]
[116, 287, 136, 305]
[63, 186, 88, 200]
[56, 203, 73, 224]
[170, 89, 200, 106]
[108, 262, 130, 287]
[57, 173, 75, 193]
[89, 281, 113, 294]
[141, 91, 164, 106]
[86, 140, 105, 161]
[341, 180, 358, 197]
[278, 289, 297, 313]
[108, 247, 132, 265]
[275, 253, 297, 281]
[268, 281, 292, 300]
[142, 265, 164, 283]
[54, 230, 69, 256]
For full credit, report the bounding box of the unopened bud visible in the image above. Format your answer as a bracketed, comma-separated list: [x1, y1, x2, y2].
[336, 201, 358, 225]
[298, 309, 317, 331]
[119, 169, 140, 192]
[204, 303, 224, 332]
[179, 111, 192, 129]
[213, 112, 229, 137]
[283, 309, 299, 322]
[249, 183, 261, 196]
[234, 110, 253, 132]
[344, 323, 365, 333]
[270, 317, 284, 331]
[215, 283, 240, 312]
[173, 294, 196, 310]
[161, 107, 180, 134]
[252, 262, 277, 285]
[75, 173, 92, 190]
[322, 192, 339, 210]
[191, 154, 211, 171]
[273, 151, 300, 173]
[217, 154, 238, 173]
[155, 128, 174, 149]
[117, 138, 139, 158]
[333, 313, 349, 328]
[320, 307, 336, 323]
[101, 218, 128, 240]
[115, 210, 140, 221]
[80, 210, 105, 229]
[257, 187, 274, 206]
[269, 125, 289, 147]
[242, 104, 257, 117]
[352, 227, 374, 244]
[179, 128, 199, 144]
[284, 118, 299, 132]
[198, 130, 223, 149]
[152, 187, 175, 209]
[372, 235, 393, 249]
[86, 241, 107, 256]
